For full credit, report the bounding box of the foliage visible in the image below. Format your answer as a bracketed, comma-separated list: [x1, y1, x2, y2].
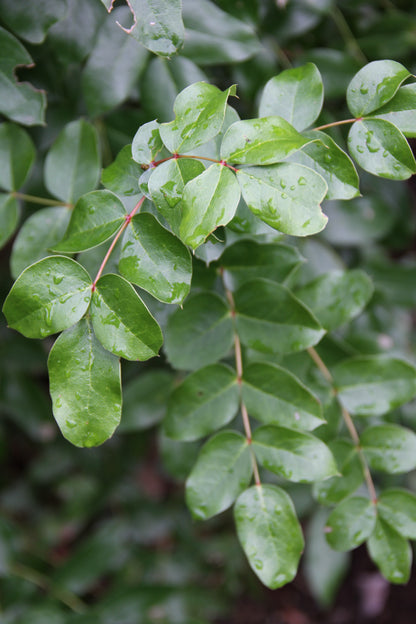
[1, 0, 416, 620]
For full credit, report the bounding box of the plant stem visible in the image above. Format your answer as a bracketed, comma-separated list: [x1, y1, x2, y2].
[330, 6, 367, 64]
[12, 192, 71, 207]
[313, 118, 360, 132]
[151, 154, 239, 173]
[307, 347, 378, 504]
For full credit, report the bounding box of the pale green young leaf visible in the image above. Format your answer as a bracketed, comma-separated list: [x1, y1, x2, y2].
[360, 425, 416, 474]
[0, 123, 35, 191]
[367, 518, 412, 584]
[44, 120, 100, 203]
[164, 292, 233, 370]
[101, 145, 142, 197]
[0, 194, 19, 249]
[325, 497, 377, 551]
[238, 163, 328, 236]
[313, 440, 364, 505]
[180, 164, 241, 249]
[48, 318, 121, 447]
[91, 273, 163, 361]
[234, 485, 304, 589]
[333, 355, 416, 416]
[120, 369, 175, 432]
[347, 60, 410, 117]
[242, 362, 324, 431]
[259, 63, 323, 131]
[2, 256, 92, 339]
[348, 118, 416, 180]
[377, 489, 416, 539]
[186, 431, 252, 520]
[234, 279, 325, 354]
[164, 364, 239, 441]
[52, 190, 126, 253]
[252, 425, 338, 482]
[118, 212, 192, 304]
[132, 120, 164, 165]
[372, 83, 416, 138]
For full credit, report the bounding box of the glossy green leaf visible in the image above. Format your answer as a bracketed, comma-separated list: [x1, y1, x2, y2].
[234, 279, 325, 354]
[259, 63, 323, 131]
[148, 158, 205, 234]
[377, 489, 416, 540]
[180, 164, 240, 248]
[132, 120, 164, 166]
[0, 27, 46, 125]
[234, 485, 304, 589]
[164, 364, 239, 441]
[101, 145, 142, 197]
[325, 497, 377, 551]
[48, 318, 121, 447]
[120, 0, 184, 57]
[238, 163, 327, 236]
[118, 212, 192, 304]
[82, 5, 148, 116]
[348, 118, 416, 180]
[186, 431, 252, 519]
[52, 190, 126, 253]
[0, 123, 35, 191]
[44, 120, 100, 203]
[119, 369, 175, 432]
[0, 0, 67, 43]
[221, 116, 314, 165]
[252, 425, 337, 483]
[0, 194, 19, 249]
[347, 60, 410, 117]
[160, 83, 236, 154]
[91, 273, 163, 361]
[333, 355, 416, 416]
[372, 83, 416, 138]
[10, 206, 71, 279]
[313, 440, 363, 505]
[360, 425, 416, 474]
[2, 256, 92, 339]
[367, 518, 412, 584]
[289, 130, 360, 200]
[242, 362, 324, 431]
[296, 270, 374, 331]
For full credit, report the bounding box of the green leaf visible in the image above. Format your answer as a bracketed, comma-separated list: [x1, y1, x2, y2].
[48, 318, 121, 447]
[252, 425, 338, 483]
[2, 256, 92, 339]
[180, 164, 241, 249]
[333, 355, 416, 416]
[0, 27, 46, 125]
[0, 123, 35, 191]
[52, 190, 126, 253]
[164, 364, 239, 441]
[296, 270, 374, 331]
[164, 292, 233, 370]
[234, 279, 325, 354]
[44, 120, 100, 203]
[221, 116, 314, 165]
[289, 130, 360, 200]
[367, 518, 412, 584]
[348, 118, 416, 180]
[313, 440, 363, 505]
[219, 240, 304, 291]
[119, 369, 175, 432]
[182, 0, 260, 65]
[325, 497, 377, 551]
[242, 362, 324, 431]
[118, 212, 192, 304]
[372, 83, 416, 138]
[10, 206, 71, 279]
[377, 489, 416, 540]
[91, 273, 163, 361]
[82, 5, 148, 116]
[186, 431, 252, 519]
[148, 157, 205, 234]
[347, 60, 410, 117]
[132, 120, 164, 166]
[120, 0, 184, 57]
[160, 83, 236, 154]
[360, 424, 416, 474]
[0, 194, 19, 249]
[238, 163, 327, 236]
[259, 63, 323, 131]
[234, 484, 304, 589]
[101, 145, 142, 197]
[0, 0, 66, 43]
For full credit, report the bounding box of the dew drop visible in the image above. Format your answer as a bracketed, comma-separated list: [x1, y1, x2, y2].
[298, 176, 306, 186]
